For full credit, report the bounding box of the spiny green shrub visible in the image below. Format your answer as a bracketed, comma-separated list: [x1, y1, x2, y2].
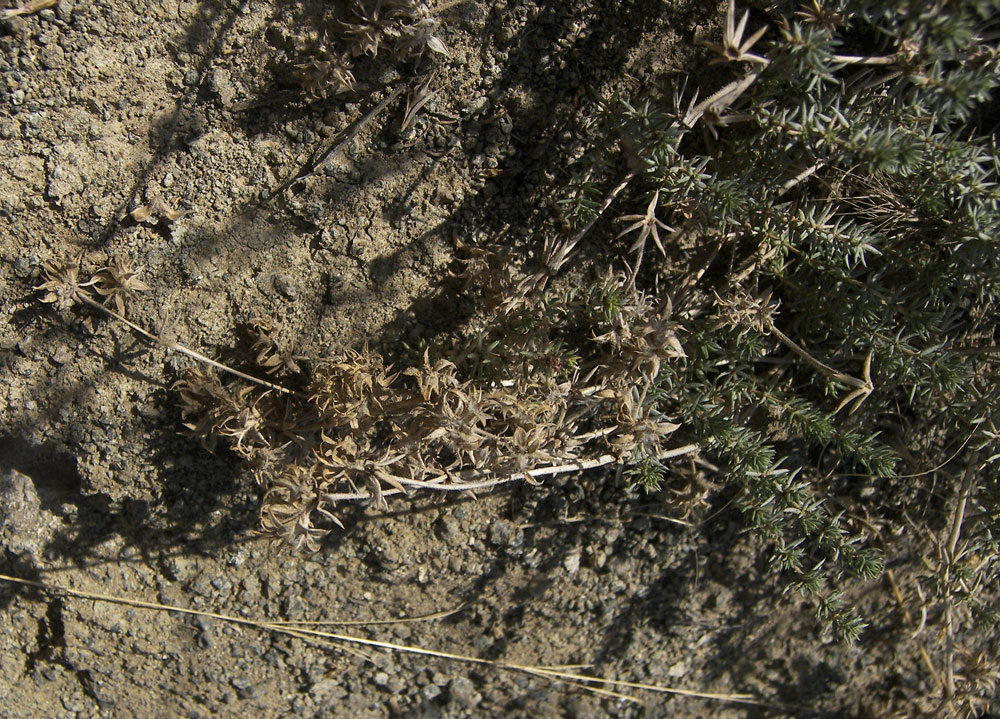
[553, 0, 1000, 679]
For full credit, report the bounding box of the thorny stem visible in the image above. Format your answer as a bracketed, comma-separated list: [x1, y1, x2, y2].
[546, 171, 636, 274]
[946, 460, 976, 562]
[276, 83, 409, 194]
[570, 171, 637, 256]
[511, 171, 636, 306]
[683, 69, 763, 128]
[573, 426, 620, 443]
[767, 323, 868, 390]
[672, 233, 725, 311]
[766, 320, 875, 416]
[886, 569, 943, 691]
[779, 161, 825, 196]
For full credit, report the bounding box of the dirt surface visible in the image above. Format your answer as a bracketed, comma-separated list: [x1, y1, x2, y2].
[0, 1, 952, 717]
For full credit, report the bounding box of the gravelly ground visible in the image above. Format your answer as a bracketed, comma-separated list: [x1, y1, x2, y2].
[0, 0, 959, 717]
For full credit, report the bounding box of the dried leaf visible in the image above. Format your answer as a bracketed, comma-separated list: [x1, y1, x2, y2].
[131, 197, 186, 224]
[401, 77, 437, 133]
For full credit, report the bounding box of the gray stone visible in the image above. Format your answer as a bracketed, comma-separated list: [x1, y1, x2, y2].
[436, 516, 461, 542]
[448, 676, 481, 708]
[55, 0, 74, 22]
[0, 468, 60, 558]
[61, 692, 85, 712]
[273, 274, 298, 300]
[208, 68, 235, 106]
[310, 678, 346, 700]
[46, 143, 91, 205]
[39, 45, 64, 69]
[488, 519, 523, 549]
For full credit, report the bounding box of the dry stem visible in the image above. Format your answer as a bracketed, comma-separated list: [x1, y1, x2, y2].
[77, 295, 299, 397]
[0, 572, 761, 707]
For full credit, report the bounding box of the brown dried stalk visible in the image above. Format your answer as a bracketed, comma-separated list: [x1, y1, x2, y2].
[714, 288, 875, 413]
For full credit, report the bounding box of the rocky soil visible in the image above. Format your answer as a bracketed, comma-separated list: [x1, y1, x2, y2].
[0, 1, 959, 717]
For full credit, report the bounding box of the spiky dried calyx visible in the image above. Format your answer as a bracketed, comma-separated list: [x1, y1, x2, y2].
[37, 255, 150, 318]
[248, 317, 305, 376]
[293, 43, 356, 98]
[36, 259, 96, 311]
[340, 0, 448, 62]
[260, 464, 340, 553]
[712, 287, 779, 336]
[92, 257, 151, 317]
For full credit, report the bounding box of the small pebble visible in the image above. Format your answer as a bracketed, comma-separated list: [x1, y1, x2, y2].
[448, 676, 481, 708]
[273, 275, 298, 299]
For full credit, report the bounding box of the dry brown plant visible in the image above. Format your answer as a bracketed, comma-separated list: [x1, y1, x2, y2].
[36, 257, 698, 551]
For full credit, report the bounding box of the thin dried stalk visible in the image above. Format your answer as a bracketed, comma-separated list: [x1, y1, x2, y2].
[0, 573, 762, 706]
[76, 295, 299, 397]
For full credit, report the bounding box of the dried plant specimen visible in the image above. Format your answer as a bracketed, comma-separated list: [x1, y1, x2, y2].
[294, 42, 356, 98]
[36, 258, 96, 312]
[92, 257, 151, 318]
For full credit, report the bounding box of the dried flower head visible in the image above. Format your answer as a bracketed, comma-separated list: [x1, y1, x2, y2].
[701, 0, 769, 66]
[131, 196, 185, 224]
[616, 190, 674, 265]
[92, 256, 151, 317]
[592, 278, 685, 381]
[340, 0, 447, 63]
[794, 0, 843, 32]
[294, 42, 356, 98]
[395, 16, 449, 63]
[340, 0, 404, 57]
[36, 258, 96, 311]
[611, 387, 681, 458]
[248, 317, 305, 376]
[259, 465, 340, 552]
[713, 288, 779, 336]
[309, 349, 398, 431]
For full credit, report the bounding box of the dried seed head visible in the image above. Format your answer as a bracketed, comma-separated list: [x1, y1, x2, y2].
[36, 259, 96, 311]
[294, 43, 356, 97]
[248, 317, 304, 376]
[340, 0, 446, 63]
[713, 288, 779, 336]
[130, 196, 185, 224]
[395, 17, 449, 63]
[259, 465, 338, 553]
[92, 256, 151, 317]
